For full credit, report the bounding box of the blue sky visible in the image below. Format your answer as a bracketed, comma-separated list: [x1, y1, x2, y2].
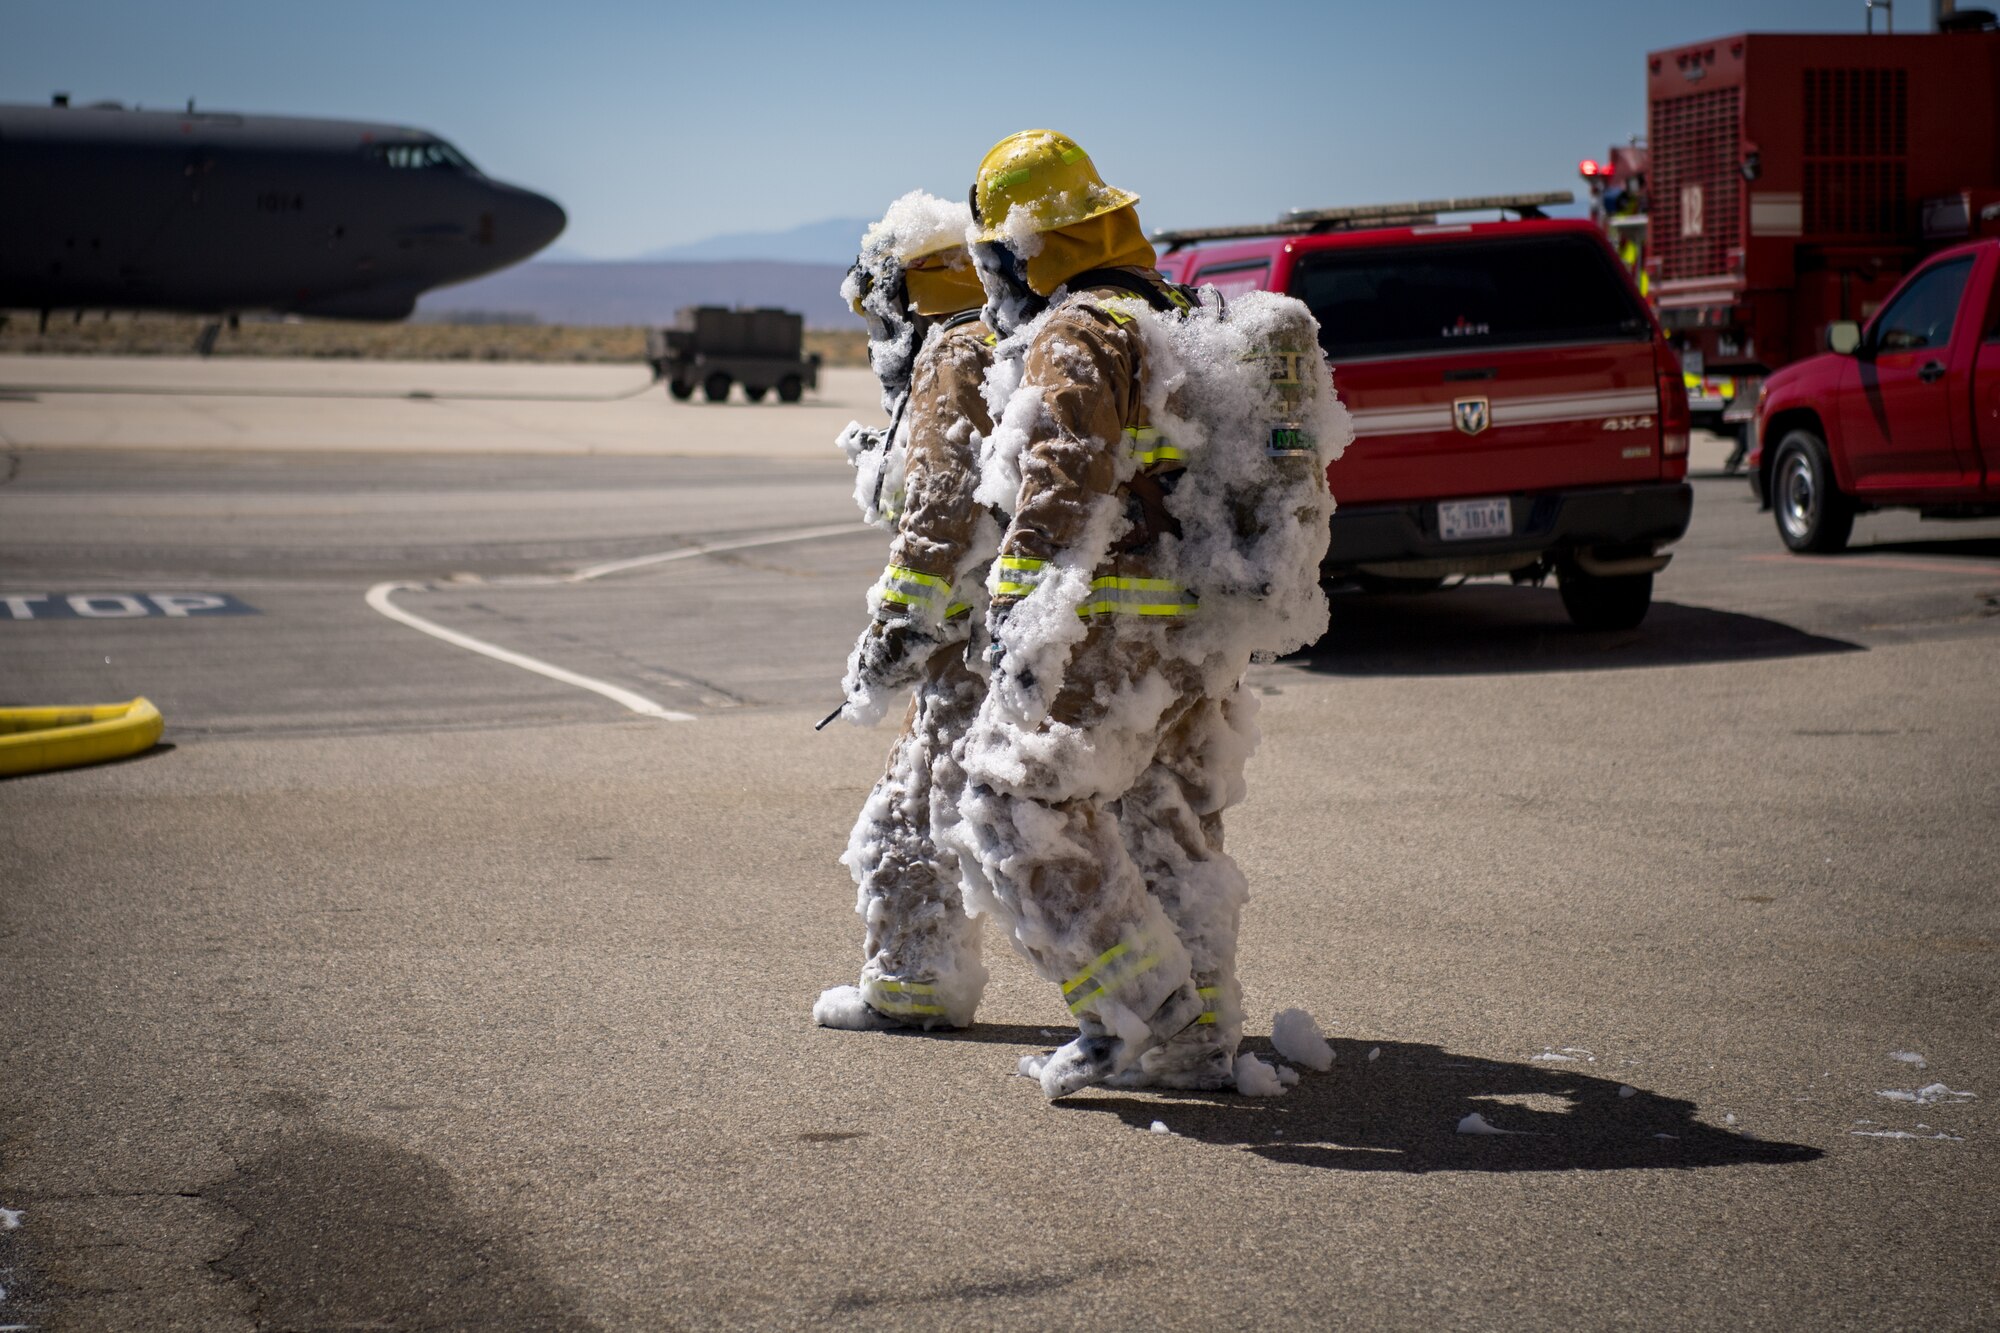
[8, 0, 1902, 259]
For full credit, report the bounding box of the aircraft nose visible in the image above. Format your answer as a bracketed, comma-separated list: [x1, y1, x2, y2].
[487, 186, 567, 261]
[517, 191, 567, 253]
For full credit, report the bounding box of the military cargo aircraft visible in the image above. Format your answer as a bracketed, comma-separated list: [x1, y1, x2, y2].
[0, 96, 566, 328]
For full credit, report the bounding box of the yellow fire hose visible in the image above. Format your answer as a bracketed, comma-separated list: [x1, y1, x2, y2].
[0, 697, 165, 778]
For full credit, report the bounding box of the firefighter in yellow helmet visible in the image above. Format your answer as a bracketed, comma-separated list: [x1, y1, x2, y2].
[947, 132, 1253, 1096]
[815, 194, 1002, 1031]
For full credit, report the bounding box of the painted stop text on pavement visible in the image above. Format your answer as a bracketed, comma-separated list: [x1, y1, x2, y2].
[0, 592, 260, 620]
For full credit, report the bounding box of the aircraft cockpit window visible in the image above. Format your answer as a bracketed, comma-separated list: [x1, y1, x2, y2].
[371, 142, 480, 173]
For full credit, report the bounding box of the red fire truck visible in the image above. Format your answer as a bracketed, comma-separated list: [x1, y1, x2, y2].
[1633, 23, 2000, 436]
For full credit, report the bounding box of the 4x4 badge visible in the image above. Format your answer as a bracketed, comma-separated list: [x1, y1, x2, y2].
[1453, 396, 1490, 436]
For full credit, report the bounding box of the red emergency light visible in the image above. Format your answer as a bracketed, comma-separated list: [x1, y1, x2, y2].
[1579, 159, 1606, 178]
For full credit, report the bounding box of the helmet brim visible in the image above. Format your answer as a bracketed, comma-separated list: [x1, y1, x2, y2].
[975, 185, 1140, 245]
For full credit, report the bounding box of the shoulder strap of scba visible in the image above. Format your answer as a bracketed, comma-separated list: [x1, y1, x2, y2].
[1065, 268, 1198, 316]
[938, 308, 985, 332]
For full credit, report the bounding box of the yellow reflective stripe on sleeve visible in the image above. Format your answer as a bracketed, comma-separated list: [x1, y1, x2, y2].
[888, 567, 950, 590]
[1123, 426, 1184, 467]
[877, 565, 962, 625]
[989, 554, 1049, 599]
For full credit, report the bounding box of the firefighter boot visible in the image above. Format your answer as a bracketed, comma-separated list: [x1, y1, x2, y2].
[1108, 976, 1238, 1091]
[1039, 980, 1207, 1100]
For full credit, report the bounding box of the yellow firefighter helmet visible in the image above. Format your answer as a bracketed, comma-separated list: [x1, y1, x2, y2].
[971, 130, 1139, 243]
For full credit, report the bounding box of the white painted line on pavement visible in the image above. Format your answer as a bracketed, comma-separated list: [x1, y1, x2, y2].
[569, 522, 868, 582]
[365, 581, 696, 722]
[366, 522, 874, 721]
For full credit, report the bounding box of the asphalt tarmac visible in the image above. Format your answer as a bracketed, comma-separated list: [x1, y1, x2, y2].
[2, 357, 1996, 1330]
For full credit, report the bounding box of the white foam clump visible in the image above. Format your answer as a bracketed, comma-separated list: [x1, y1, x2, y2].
[860, 191, 971, 272]
[1149, 1120, 1173, 1135]
[1889, 1051, 1927, 1068]
[1234, 1054, 1288, 1097]
[1367, 1047, 1381, 1062]
[1878, 1084, 1975, 1105]
[1270, 1008, 1335, 1072]
[0, 1207, 19, 1230]
[1851, 1129, 1964, 1141]
[1618, 1085, 1638, 1099]
[1018, 1052, 1050, 1079]
[1531, 1051, 1576, 1063]
[812, 985, 877, 1031]
[1457, 1112, 1508, 1135]
[1276, 1065, 1301, 1088]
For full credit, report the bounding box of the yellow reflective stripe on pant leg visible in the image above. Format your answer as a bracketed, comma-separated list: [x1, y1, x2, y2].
[1194, 985, 1219, 1025]
[863, 977, 946, 1017]
[1061, 940, 1165, 1017]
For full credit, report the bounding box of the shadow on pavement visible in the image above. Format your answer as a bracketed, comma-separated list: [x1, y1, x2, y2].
[1065, 1037, 1821, 1174]
[209, 1128, 596, 1330]
[1293, 584, 1861, 676]
[1846, 535, 2000, 561]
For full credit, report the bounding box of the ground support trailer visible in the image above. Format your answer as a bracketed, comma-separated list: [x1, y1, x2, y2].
[646, 305, 821, 403]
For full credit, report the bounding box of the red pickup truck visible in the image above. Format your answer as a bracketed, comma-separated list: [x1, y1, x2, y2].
[1751, 239, 2000, 552]
[1156, 207, 1692, 629]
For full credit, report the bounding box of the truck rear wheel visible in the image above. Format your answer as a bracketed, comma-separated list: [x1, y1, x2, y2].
[1772, 430, 1854, 553]
[777, 375, 804, 403]
[667, 379, 694, 401]
[743, 385, 769, 403]
[703, 373, 732, 404]
[1557, 565, 1653, 631]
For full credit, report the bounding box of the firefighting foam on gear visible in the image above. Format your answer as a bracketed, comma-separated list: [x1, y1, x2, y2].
[939, 130, 1353, 1097]
[816, 134, 1352, 1098]
[817, 192, 1002, 1033]
[835, 191, 984, 533]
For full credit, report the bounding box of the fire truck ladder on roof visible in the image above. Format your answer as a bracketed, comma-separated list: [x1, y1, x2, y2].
[1152, 191, 1575, 250]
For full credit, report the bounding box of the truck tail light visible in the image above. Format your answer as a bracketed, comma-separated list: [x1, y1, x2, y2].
[1655, 345, 1691, 471]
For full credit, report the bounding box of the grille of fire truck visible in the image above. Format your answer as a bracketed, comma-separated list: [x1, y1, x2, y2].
[1650, 86, 1741, 281]
[1803, 67, 1908, 236]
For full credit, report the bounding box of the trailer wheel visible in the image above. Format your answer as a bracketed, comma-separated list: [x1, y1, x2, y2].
[776, 375, 804, 403]
[743, 385, 769, 403]
[1772, 429, 1853, 553]
[1557, 564, 1653, 631]
[667, 380, 694, 401]
[703, 373, 732, 404]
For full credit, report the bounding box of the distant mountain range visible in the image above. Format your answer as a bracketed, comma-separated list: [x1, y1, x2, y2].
[637, 217, 873, 264]
[414, 259, 861, 329]
[409, 217, 881, 329]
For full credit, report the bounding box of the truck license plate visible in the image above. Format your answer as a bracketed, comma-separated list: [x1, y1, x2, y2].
[1438, 497, 1511, 541]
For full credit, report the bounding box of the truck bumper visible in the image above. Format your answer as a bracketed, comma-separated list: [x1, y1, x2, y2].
[1324, 482, 1694, 571]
